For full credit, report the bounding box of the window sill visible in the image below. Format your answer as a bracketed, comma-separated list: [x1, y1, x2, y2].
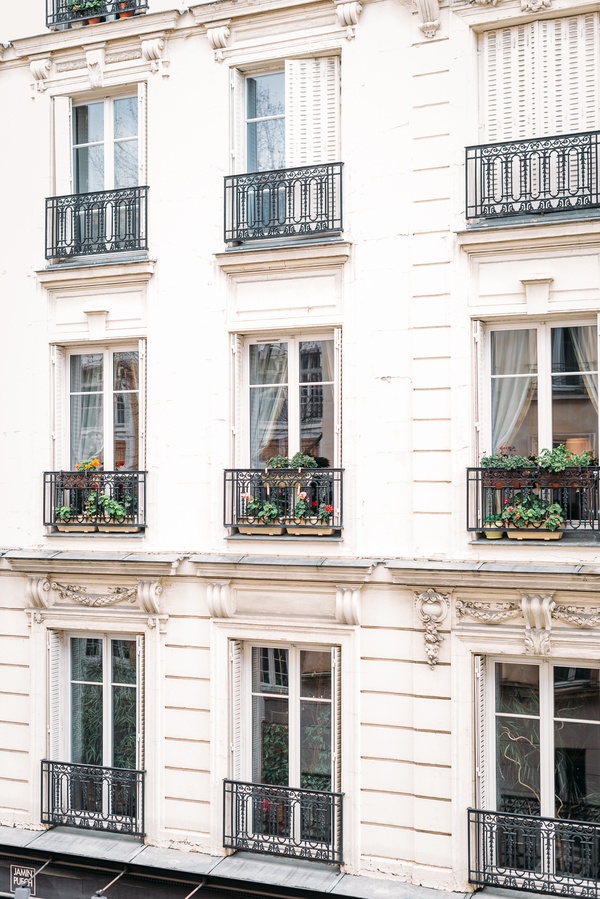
[470, 531, 600, 546]
[226, 532, 343, 542]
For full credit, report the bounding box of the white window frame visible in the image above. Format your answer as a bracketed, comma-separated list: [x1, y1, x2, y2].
[479, 318, 600, 456]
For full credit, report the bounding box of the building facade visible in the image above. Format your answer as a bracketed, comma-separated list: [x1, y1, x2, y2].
[1, 0, 600, 896]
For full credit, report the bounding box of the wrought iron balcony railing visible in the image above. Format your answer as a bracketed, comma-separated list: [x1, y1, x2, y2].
[43, 470, 146, 532]
[45, 186, 149, 259]
[42, 759, 145, 837]
[468, 808, 600, 897]
[46, 0, 148, 28]
[223, 780, 343, 865]
[224, 163, 343, 243]
[465, 131, 600, 220]
[224, 468, 343, 535]
[466, 467, 600, 533]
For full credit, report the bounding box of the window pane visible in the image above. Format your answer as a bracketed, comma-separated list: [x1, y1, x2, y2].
[300, 700, 331, 791]
[551, 328, 598, 455]
[250, 385, 288, 467]
[252, 647, 288, 694]
[300, 383, 334, 465]
[72, 683, 103, 765]
[555, 667, 600, 721]
[112, 640, 137, 685]
[112, 685, 137, 769]
[496, 662, 540, 715]
[300, 341, 334, 383]
[300, 650, 331, 700]
[555, 720, 600, 820]
[113, 353, 139, 470]
[247, 73, 285, 119]
[114, 97, 138, 140]
[491, 330, 537, 375]
[252, 696, 289, 786]
[250, 343, 288, 385]
[496, 714, 541, 815]
[247, 119, 285, 172]
[71, 354, 103, 392]
[74, 145, 104, 194]
[73, 103, 104, 145]
[71, 637, 103, 682]
[552, 327, 597, 373]
[70, 393, 103, 467]
[114, 139, 138, 189]
[491, 330, 538, 455]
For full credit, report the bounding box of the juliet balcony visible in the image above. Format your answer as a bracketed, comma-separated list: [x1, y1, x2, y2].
[224, 468, 343, 536]
[223, 780, 343, 865]
[43, 470, 146, 533]
[465, 131, 600, 221]
[42, 759, 145, 837]
[46, 0, 148, 28]
[224, 163, 343, 243]
[45, 186, 149, 260]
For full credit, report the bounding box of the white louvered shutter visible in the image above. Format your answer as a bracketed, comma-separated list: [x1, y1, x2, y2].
[285, 57, 340, 166]
[475, 656, 487, 809]
[334, 328, 342, 468]
[229, 640, 243, 780]
[472, 321, 484, 460]
[51, 345, 67, 470]
[231, 334, 244, 465]
[230, 69, 246, 173]
[47, 630, 62, 760]
[138, 338, 147, 471]
[54, 96, 73, 195]
[331, 647, 341, 793]
[136, 635, 145, 770]
[137, 82, 148, 186]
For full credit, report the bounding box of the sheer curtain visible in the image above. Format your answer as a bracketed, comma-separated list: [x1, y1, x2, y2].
[569, 326, 599, 413]
[491, 330, 537, 452]
[70, 354, 104, 468]
[249, 343, 288, 467]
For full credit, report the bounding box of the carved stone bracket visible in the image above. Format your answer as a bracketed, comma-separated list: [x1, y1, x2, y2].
[30, 56, 51, 92]
[51, 582, 137, 607]
[85, 47, 105, 88]
[414, 0, 440, 39]
[336, 586, 361, 625]
[522, 594, 555, 656]
[138, 580, 163, 614]
[205, 22, 231, 60]
[141, 38, 168, 76]
[415, 588, 449, 668]
[26, 577, 51, 609]
[455, 600, 521, 623]
[207, 582, 234, 618]
[334, 1, 362, 38]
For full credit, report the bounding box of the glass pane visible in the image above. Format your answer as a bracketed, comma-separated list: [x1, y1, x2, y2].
[71, 637, 103, 682]
[113, 353, 139, 470]
[71, 354, 103, 392]
[74, 145, 104, 194]
[496, 714, 541, 815]
[252, 647, 288, 694]
[491, 330, 538, 376]
[300, 383, 334, 465]
[114, 97, 138, 140]
[552, 327, 597, 373]
[496, 662, 540, 715]
[300, 650, 331, 700]
[247, 119, 285, 172]
[555, 667, 600, 721]
[114, 139, 138, 189]
[247, 73, 285, 119]
[491, 377, 538, 457]
[112, 685, 137, 769]
[250, 343, 288, 385]
[300, 700, 331, 791]
[300, 341, 334, 383]
[70, 393, 103, 468]
[73, 103, 104, 145]
[112, 640, 137, 685]
[552, 372, 597, 457]
[555, 720, 600, 820]
[250, 385, 288, 467]
[114, 352, 139, 390]
[72, 683, 103, 765]
[252, 696, 289, 786]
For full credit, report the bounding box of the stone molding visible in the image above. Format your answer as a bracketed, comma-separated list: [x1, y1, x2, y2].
[24, 575, 164, 615]
[206, 581, 234, 618]
[335, 585, 361, 625]
[204, 21, 231, 59]
[334, 0, 362, 37]
[414, 0, 441, 37]
[30, 56, 51, 91]
[415, 588, 449, 668]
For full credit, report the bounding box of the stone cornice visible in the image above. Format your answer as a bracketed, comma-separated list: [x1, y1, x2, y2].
[451, 0, 600, 28]
[191, 554, 375, 584]
[4, 552, 182, 578]
[215, 241, 352, 274]
[36, 258, 156, 291]
[458, 218, 600, 257]
[386, 559, 600, 593]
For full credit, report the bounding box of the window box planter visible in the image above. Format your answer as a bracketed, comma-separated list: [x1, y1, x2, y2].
[506, 526, 564, 540]
[56, 521, 98, 533]
[237, 519, 285, 536]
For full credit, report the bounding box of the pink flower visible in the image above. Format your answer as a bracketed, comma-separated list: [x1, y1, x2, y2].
[504, 498, 509, 504]
[299, 492, 308, 500]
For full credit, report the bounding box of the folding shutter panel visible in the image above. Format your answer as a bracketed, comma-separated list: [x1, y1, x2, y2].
[334, 328, 342, 467]
[136, 635, 145, 770]
[331, 646, 341, 793]
[472, 321, 483, 461]
[230, 69, 246, 174]
[54, 96, 72, 195]
[47, 630, 62, 760]
[137, 82, 148, 186]
[51, 345, 67, 470]
[229, 640, 243, 780]
[138, 338, 147, 471]
[474, 655, 487, 809]
[285, 57, 340, 166]
[231, 334, 244, 465]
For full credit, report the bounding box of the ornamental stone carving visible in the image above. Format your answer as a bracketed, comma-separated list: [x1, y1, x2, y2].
[415, 588, 449, 668]
[521, 0, 551, 10]
[85, 47, 105, 88]
[414, 0, 440, 39]
[334, 1, 362, 38]
[335, 586, 361, 625]
[30, 57, 51, 91]
[205, 23, 230, 59]
[141, 38, 168, 76]
[207, 582, 234, 618]
[521, 594, 555, 656]
[51, 582, 138, 607]
[455, 600, 521, 623]
[138, 580, 163, 614]
[26, 577, 51, 609]
[552, 604, 600, 628]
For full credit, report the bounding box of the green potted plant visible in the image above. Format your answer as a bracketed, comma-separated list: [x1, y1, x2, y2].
[501, 494, 565, 540]
[96, 494, 139, 533]
[238, 493, 284, 535]
[54, 504, 97, 533]
[67, 0, 106, 23]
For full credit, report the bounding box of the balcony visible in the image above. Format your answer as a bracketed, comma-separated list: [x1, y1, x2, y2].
[466, 467, 600, 537]
[224, 468, 343, 536]
[224, 163, 343, 243]
[43, 470, 146, 532]
[41, 759, 144, 837]
[468, 808, 600, 897]
[45, 186, 149, 260]
[46, 0, 148, 28]
[465, 131, 600, 221]
[223, 780, 343, 864]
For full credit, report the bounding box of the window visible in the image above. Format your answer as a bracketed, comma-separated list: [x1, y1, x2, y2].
[484, 323, 598, 457]
[72, 97, 139, 193]
[238, 334, 340, 468]
[67, 347, 141, 470]
[231, 58, 340, 173]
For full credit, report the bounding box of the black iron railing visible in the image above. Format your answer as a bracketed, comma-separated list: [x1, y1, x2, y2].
[45, 186, 148, 259]
[42, 760, 144, 837]
[46, 0, 148, 28]
[465, 131, 600, 220]
[468, 808, 600, 896]
[223, 780, 343, 864]
[467, 467, 600, 532]
[224, 468, 343, 534]
[224, 163, 343, 242]
[43, 470, 146, 531]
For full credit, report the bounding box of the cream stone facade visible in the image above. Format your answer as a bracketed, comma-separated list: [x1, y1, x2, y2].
[1, 0, 600, 897]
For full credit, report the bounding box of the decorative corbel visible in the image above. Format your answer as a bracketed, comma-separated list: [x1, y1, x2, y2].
[520, 0, 551, 10]
[141, 38, 168, 76]
[85, 47, 105, 88]
[30, 56, 51, 93]
[26, 577, 51, 609]
[415, 588, 449, 668]
[205, 22, 230, 60]
[138, 580, 163, 615]
[414, 0, 440, 39]
[207, 582, 234, 618]
[521, 594, 555, 656]
[334, 1, 362, 38]
[335, 586, 361, 625]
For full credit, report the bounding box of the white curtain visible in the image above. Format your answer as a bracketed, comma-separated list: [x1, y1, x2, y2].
[569, 326, 599, 413]
[491, 330, 537, 451]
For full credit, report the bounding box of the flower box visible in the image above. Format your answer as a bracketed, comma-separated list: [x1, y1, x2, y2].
[506, 526, 564, 541]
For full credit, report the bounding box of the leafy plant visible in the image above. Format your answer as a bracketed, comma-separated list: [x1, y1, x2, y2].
[265, 452, 318, 470]
[484, 513, 503, 526]
[501, 494, 565, 531]
[535, 444, 594, 471]
[481, 446, 533, 470]
[316, 502, 334, 524]
[75, 457, 101, 471]
[266, 455, 292, 469]
[241, 493, 281, 523]
[55, 505, 74, 522]
[293, 491, 311, 519]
